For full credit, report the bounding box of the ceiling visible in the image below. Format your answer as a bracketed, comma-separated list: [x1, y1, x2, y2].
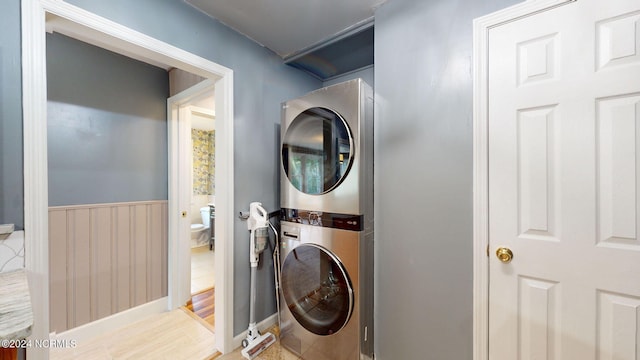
[184, 0, 385, 79]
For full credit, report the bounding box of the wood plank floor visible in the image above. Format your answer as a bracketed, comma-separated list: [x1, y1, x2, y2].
[50, 308, 219, 360]
[216, 325, 303, 360]
[191, 246, 215, 294]
[186, 287, 215, 327]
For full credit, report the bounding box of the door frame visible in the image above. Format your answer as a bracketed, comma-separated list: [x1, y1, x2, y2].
[166, 80, 221, 309]
[21, 0, 235, 357]
[471, 1, 575, 359]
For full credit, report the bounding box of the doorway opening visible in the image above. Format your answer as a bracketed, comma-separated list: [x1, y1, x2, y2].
[188, 100, 216, 296]
[169, 80, 217, 326]
[22, 0, 236, 357]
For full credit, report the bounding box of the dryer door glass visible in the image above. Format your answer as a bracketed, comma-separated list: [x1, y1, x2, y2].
[281, 244, 354, 335]
[282, 107, 353, 195]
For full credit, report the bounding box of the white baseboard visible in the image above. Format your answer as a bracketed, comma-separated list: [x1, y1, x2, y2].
[231, 313, 278, 350]
[50, 297, 168, 343]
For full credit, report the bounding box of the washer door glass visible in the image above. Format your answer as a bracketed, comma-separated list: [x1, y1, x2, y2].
[282, 107, 353, 195]
[281, 244, 354, 336]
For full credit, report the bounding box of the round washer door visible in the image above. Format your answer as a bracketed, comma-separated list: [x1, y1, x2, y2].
[281, 243, 354, 336]
[282, 107, 353, 195]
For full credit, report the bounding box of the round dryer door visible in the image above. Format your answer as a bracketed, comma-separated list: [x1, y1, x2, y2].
[281, 244, 354, 336]
[282, 107, 353, 195]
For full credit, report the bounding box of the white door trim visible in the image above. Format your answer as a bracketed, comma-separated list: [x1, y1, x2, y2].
[471, 1, 575, 359]
[168, 80, 217, 309]
[168, 80, 236, 354]
[21, 0, 235, 358]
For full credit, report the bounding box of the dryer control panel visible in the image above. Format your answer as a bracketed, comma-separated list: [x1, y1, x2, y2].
[281, 208, 363, 231]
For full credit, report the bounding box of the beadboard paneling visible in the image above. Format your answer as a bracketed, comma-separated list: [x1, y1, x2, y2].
[49, 201, 168, 333]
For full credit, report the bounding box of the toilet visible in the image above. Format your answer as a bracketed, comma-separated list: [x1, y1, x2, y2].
[191, 206, 211, 247]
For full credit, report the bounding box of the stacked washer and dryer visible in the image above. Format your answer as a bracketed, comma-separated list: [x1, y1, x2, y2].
[279, 79, 374, 360]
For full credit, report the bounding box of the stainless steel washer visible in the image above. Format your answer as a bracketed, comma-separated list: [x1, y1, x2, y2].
[279, 220, 373, 360]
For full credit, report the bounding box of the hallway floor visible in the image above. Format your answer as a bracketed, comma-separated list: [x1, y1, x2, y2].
[217, 342, 298, 360]
[49, 308, 218, 360]
[191, 245, 215, 294]
[216, 326, 300, 360]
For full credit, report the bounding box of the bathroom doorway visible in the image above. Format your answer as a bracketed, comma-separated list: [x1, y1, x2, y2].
[184, 87, 216, 327]
[188, 98, 216, 296]
[168, 78, 220, 329]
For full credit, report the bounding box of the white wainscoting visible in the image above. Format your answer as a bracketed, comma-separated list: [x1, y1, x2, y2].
[48, 200, 168, 333]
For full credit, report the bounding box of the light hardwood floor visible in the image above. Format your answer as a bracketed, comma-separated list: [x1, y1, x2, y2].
[49, 247, 304, 360]
[191, 246, 215, 294]
[48, 248, 217, 359]
[50, 308, 219, 360]
[185, 287, 215, 327]
[216, 344, 298, 360]
[216, 326, 299, 360]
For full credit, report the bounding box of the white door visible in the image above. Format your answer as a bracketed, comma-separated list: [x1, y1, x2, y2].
[488, 0, 640, 359]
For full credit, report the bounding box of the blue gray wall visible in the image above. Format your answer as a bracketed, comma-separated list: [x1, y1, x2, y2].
[47, 33, 169, 206]
[323, 66, 374, 88]
[4, 0, 321, 336]
[59, 0, 322, 336]
[374, 0, 519, 358]
[0, 0, 536, 355]
[0, 0, 23, 229]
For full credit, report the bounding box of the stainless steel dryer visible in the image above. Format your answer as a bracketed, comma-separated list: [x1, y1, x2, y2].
[279, 79, 374, 359]
[281, 78, 373, 218]
[279, 220, 374, 360]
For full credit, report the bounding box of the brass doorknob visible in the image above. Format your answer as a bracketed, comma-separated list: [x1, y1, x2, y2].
[496, 247, 513, 263]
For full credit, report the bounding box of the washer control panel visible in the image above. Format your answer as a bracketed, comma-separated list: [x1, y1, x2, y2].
[281, 208, 363, 231]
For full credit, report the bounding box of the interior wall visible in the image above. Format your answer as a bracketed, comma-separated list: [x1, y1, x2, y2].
[0, 0, 23, 230]
[47, 33, 169, 206]
[169, 68, 206, 96]
[323, 66, 374, 88]
[49, 200, 168, 333]
[373, 0, 519, 358]
[191, 129, 215, 197]
[46, 32, 170, 333]
[13, 0, 321, 336]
